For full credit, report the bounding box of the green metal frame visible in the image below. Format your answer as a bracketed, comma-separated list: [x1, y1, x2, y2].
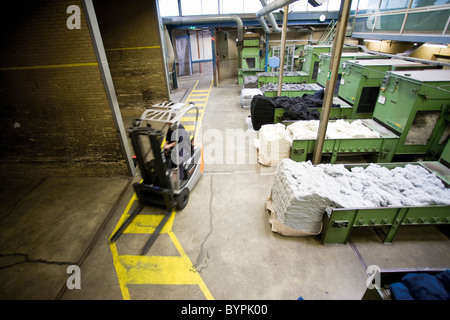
[257, 72, 309, 88]
[321, 162, 450, 245]
[264, 88, 318, 98]
[290, 136, 398, 163]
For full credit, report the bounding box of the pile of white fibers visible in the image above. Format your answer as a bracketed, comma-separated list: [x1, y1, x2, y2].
[271, 159, 450, 234]
[287, 119, 381, 140]
[256, 123, 292, 166]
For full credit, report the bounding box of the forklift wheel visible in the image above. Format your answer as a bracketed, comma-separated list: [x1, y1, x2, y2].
[175, 188, 190, 210]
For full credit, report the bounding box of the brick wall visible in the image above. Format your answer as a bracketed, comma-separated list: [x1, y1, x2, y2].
[93, 0, 169, 115]
[0, 0, 129, 177]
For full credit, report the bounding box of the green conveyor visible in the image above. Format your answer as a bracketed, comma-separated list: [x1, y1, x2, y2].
[321, 142, 450, 245]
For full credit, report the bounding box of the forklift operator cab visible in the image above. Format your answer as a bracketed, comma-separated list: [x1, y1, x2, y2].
[129, 101, 203, 211]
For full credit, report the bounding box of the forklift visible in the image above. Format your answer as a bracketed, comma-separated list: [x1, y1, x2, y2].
[110, 101, 203, 255]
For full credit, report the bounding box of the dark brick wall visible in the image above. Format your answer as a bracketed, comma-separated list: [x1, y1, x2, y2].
[93, 0, 169, 114]
[0, 0, 129, 177]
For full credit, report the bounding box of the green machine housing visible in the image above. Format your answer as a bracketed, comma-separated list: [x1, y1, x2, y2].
[316, 52, 385, 92]
[238, 33, 265, 84]
[338, 59, 438, 119]
[300, 45, 332, 83]
[373, 69, 450, 159]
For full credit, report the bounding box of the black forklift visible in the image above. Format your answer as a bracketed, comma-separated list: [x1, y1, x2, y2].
[110, 102, 203, 255]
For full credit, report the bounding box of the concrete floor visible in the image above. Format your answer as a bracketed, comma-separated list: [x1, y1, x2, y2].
[0, 73, 449, 300]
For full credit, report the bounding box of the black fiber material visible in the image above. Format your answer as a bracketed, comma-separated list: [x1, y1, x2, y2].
[250, 89, 341, 129]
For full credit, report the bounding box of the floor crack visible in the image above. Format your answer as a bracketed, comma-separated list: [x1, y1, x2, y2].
[0, 253, 77, 270]
[194, 175, 214, 273]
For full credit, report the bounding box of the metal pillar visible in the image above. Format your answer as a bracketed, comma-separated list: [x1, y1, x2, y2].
[277, 6, 289, 97]
[82, 0, 136, 176]
[312, 0, 352, 165]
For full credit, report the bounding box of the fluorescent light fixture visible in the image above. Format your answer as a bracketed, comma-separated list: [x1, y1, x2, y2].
[364, 39, 382, 44]
[424, 43, 447, 48]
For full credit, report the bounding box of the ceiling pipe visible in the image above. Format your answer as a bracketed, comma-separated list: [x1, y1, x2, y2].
[256, 0, 298, 19]
[259, 0, 282, 33]
[164, 15, 244, 46]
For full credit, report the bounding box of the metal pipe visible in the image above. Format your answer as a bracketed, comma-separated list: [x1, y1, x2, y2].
[260, 0, 282, 33]
[255, 0, 298, 19]
[277, 6, 289, 96]
[312, 0, 352, 165]
[164, 15, 244, 46]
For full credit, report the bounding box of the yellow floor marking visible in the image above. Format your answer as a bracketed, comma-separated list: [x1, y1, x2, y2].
[187, 98, 207, 101]
[182, 116, 198, 122]
[110, 78, 214, 300]
[0, 62, 98, 71]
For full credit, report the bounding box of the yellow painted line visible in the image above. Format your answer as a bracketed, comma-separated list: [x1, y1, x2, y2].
[110, 189, 213, 300]
[183, 125, 195, 131]
[124, 212, 175, 234]
[187, 98, 208, 101]
[105, 46, 160, 52]
[190, 93, 208, 96]
[182, 116, 198, 121]
[119, 255, 202, 285]
[0, 62, 98, 71]
[193, 89, 210, 92]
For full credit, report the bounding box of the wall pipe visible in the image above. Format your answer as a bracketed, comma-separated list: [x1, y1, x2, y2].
[312, 0, 352, 165]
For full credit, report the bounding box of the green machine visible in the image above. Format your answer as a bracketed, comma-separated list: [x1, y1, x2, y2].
[238, 33, 265, 85]
[316, 52, 385, 91]
[373, 69, 450, 159]
[321, 139, 450, 245]
[338, 59, 438, 119]
[289, 119, 399, 163]
[300, 45, 332, 83]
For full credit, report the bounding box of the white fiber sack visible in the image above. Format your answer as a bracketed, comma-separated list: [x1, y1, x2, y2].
[257, 123, 292, 166]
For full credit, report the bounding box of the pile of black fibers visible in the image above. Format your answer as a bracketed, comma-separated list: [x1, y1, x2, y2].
[250, 89, 341, 130]
[273, 90, 341, 121]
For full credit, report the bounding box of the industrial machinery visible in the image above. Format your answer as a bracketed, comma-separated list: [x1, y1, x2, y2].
[316, 52, 385, 92]
[287, 69, 450, 163]
[110, 102, 203, 255]
[290, 118, 399, 163]
[238, 33, 265, 84]
[321, 140, 450, 245]
[257, 71, 309, 88]
[373, 69, 450, 159]
[338, 59, 438, 119]
[300, 45, 332, 83]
